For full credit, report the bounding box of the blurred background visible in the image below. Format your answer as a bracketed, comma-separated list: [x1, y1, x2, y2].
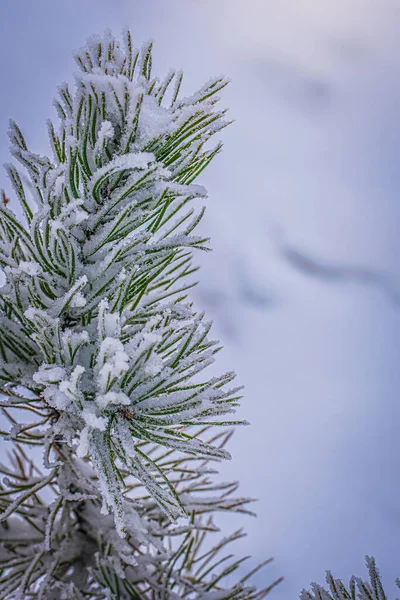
[1, 0, 400, 596]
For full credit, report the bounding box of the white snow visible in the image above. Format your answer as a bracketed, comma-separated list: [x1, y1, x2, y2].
[18, 261, 43, 276]
[90, 152, 155, 190]
[97, 337, 130, 392]
[70, 291, 87, 308]
[76, 426, 90, 458]
[82, 409, 108, 431]
[33, 365, 66, 385]
[96, 391, 131, 410]
[93, 120, 115, 156]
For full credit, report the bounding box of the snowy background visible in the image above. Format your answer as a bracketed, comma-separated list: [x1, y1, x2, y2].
[1, 0, 400, 596]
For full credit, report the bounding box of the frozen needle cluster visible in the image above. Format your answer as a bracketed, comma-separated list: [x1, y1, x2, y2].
[0, 30, 281, 599]
[301, 556, 399, 600]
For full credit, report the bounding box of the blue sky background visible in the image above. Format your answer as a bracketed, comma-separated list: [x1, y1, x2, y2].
[1, 1, 400, 596]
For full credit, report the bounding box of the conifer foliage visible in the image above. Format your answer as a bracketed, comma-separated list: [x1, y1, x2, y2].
[0, 30, 281, 598]
[301, 556, 398, 600]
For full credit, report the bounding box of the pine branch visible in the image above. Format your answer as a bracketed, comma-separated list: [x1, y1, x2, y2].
[301, 556, 398, 600]
[0, 29, 280, 599]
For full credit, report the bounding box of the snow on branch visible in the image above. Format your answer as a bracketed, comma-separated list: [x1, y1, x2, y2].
[0, 29, 280, 599]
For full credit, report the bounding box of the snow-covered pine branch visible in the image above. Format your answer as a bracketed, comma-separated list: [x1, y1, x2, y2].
[301, 556, 399, 600]
[0, 30, 281, 598]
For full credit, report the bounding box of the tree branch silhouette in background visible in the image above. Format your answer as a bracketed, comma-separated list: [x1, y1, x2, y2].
[275, 229, 400, 307]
